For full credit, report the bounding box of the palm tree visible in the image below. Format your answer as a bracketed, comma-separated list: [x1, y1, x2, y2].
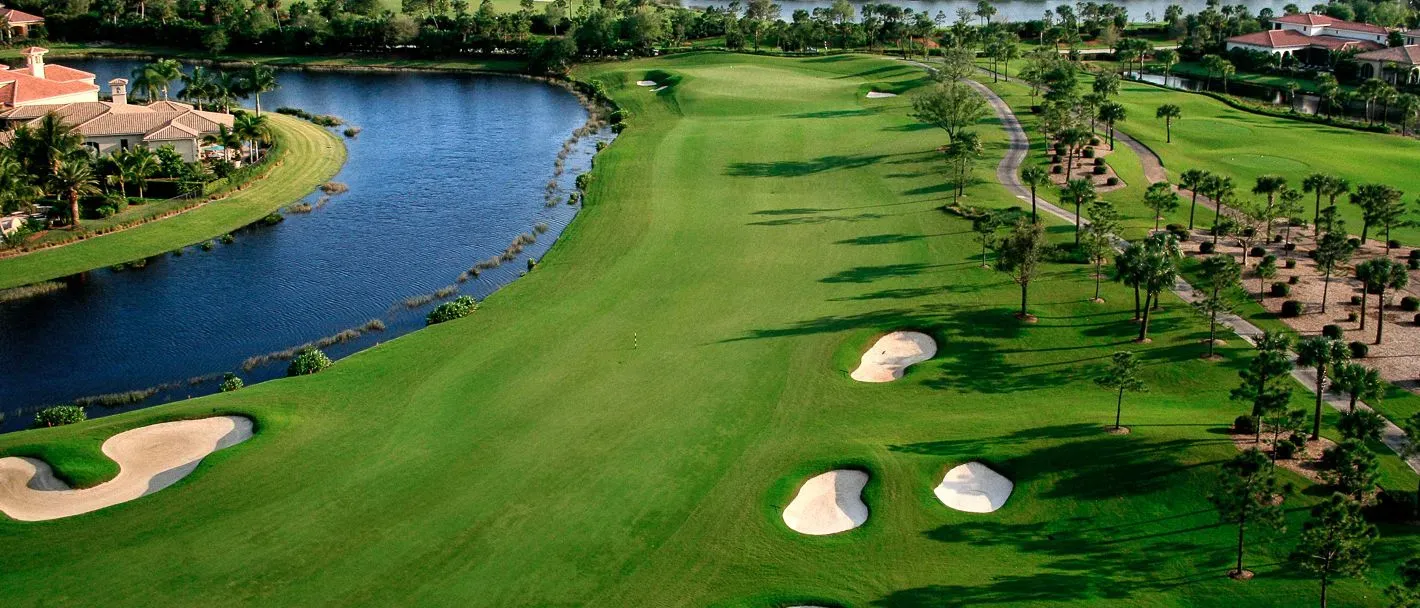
[1252, 175, 1287, 240]
[1396, 93, 1420, 136]
[1020, 165, 1048, 223]
[1133, 232, 1180, 343]
[1206, 174, 1235, 245]
[1097, 102, 1126, 149]
[1362, 257, 1408, 345]
[1179, 168, 1210, 230]
[1332, 362, 1382, 413]
[1156, 104, 1182, 143]
[1302, 173, 1332, 227]
[233, 112, 271, 163]
[180, 66, 216, 109]
[105, 148, 131, 196]
[245, 65, 279, 115]
[11, 112, 87, 183]
[49, 158, 100, 228]
[1062, 178, 1096, 245]
[125, 147, 159, 198]
[1296, 336, 1349, 440]
[137, 59, 184, 100]
[1057, 127, 1089, 182]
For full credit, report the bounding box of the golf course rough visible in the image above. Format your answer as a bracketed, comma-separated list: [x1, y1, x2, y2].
[781, 469, 870, 535]
[0, 416, 252, 521]
[0, 53, 1415, 606]
[850, 331, 937, 382]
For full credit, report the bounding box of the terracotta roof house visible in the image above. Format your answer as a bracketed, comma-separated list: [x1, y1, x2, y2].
[0, 79, 235, 161]
[1225, 13, 1389, 64]
[0, 47, 99, 107]
[0, 5, 44, 37]
[1354, 45, 1420, 84]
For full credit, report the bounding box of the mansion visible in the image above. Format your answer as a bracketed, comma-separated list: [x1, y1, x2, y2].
[1225, 13, 1420, 85]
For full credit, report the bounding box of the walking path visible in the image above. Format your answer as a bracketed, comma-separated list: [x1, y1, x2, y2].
[965, 76, 1420, 473]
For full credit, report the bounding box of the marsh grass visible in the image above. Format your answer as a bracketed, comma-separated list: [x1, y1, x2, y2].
[240, 319, 387, 371]
[320, 182, 350, 195]
[73, 388, 158, 408]
[343, 127, 362, 138]
[0, 281, 65, 303]
[288, 202, 314, 213]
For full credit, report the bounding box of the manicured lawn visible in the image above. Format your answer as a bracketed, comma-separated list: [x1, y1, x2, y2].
[0, 114, 345, 289]
[0, 53, 1415, 606]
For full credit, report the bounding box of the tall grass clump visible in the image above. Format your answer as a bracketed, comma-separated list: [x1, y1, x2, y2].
[0, 281, 65, 303]
[73, 388, 158, 408]
[320, 182, 350, 195]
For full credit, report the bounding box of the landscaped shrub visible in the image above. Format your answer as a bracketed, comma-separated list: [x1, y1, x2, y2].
[1170, 228, 1189, 241]
[1285, 258, 1297, 269]
[1348, 341, 1369, 358]
[33, 405, 86, 427]
[1272, 234, 1283, 243]
[1093, 158, 1106, 166]
[425, 296, 479, 326]
[1288, 276, 1300, 285]
[1275, 438, 1299, 460]
[1082, 148, 1096, 158]
[219, 373, 244, 392]
[1106, 177, 1120, 186]
[1388, 239, 1401, 249]
[1280, 300, 1303, 317]
[1092, 166, 1107, 175]
[1166, 224, 1183, 232]
[220, 233, 235, 244]
[1249, 246, 1266, 258]
[1410, 259, 1420, 270]
[1199, 241, 1215, 254]
[1051, 165, 1063, 174]
[575, 173, 592, 190]
[1090, 137, 1101, 146]
[1350, 295, 1363, 305]
[1410, 249, 1420, 260]
[1234, 414, 1258, 435]
[286, 348, 333, 376]
[1271, 282, 1290, 297]
[1050, 154, 1062, 163]
[1284, 243, 1296, 252]
[1348, 237, 1361, 248]
[259, 213, 284, 226]
[1402, 296, 1420, 312]
[1346, 312, 1358, 322]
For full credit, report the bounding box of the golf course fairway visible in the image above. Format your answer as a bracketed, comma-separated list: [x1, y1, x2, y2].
[0, 53, 1415, 606]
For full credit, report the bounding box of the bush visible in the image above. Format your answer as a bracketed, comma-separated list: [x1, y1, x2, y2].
[1170, 228, 1189, 241]
[1093, 158, 1106, 167]
[1234, 414, 1258, 435]
[1106, 177, 1120, 186]
[425, 295, 479, 326]
[1285, 258, 1297, 269]
[258, 212, 284, 226]
[1409, 259, 1419, 270]
[1350, 295, 1363, 305]
[1414, 313, 1420, 324]
[1270, 282, 1290, 297]
[33, 405, 86, 427]
[1272, 234, 1283, 243]
[1092, 165, 1107, 175]
[1388, 239, 1401, 249]
[1050, 154, 1062, 163]
[1275, 438, 1299, 460]
[201, 240, 215, 251]
[1348, 237, 1361, 248]
[220, 233, 235, 244]
[1284, 242, 1296, 252]
[1166, 224, 1183, 232]
[219, 372, 244, 392]
[287, 348, 332, 377]
[1348, 341, 1369, 358]
[1402, 296, 1420, 312]
[1346, 312, 1358, 322]
[1199, 241, 1215, 254]
[1051, 165, 1063, 174]
[1082, 148, 1096, 158]
[1288, 275, 1299, 284]
[1090, 137, 1102, 146]
[1280, 300, 1303, 317]
[1409, 249, 1420, 260]
[1249, 246, 1266, 258]
[575, 173, 592, 190]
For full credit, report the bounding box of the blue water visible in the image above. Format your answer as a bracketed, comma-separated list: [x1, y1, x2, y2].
[0, 60, 610, 431]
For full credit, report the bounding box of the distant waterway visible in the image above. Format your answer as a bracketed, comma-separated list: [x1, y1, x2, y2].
[0, 59, 612, 431]
[693, 0, 1290, 23]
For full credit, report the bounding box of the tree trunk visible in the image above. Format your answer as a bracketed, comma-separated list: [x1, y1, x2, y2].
[1115, 387, 1124, 429]
[1360, 289, 1368, 331]
[1020, 282, 1029, 317]
[1320, 570, 1329, 608]
[1235, 515, 1247, 574]
[1314, 192, 1322, 226]
[69, 192, 81, 227]
[1208, 308, 1218, 358]
[1166, 119, 1172, 143]
[1133, 285, 1141, 320]
[1074, 201, 1082, 246]
[1189, 190, 1198, 230]
[1376, 287, 1386, 345]
[1137, 293, 1153, 341]
[1321, 272, 1331, 313]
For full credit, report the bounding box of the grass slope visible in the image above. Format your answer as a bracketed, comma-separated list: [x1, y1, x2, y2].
[0, 114, 345, 289]
[0, 53, 1415, 607]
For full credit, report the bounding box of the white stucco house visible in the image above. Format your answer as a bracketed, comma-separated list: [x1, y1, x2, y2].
[1225, 13, 1388, 64]
[1354, 45, 1420, 84]
[0, 47, 99, 107]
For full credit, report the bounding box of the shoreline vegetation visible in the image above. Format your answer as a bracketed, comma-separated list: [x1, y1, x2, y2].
[0, 113, 346, 290]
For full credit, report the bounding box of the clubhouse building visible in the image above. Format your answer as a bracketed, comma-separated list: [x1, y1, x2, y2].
[1225, 13, 1387, 65]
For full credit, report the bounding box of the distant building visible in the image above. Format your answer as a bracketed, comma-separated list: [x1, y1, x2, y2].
[1225, 13, 1388, 64]
[0, 47, 99, 107]
[1353, 45, 1420, 84]
[0, 78, 235, 162]
[0, 5, 44, 38]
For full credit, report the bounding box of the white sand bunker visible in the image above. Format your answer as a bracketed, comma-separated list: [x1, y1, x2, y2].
[850, 331, 936, 382]
[782, 469, 869, 535]
[866, 91, 897, 98]
[934, 462, 1013, 513]
[0, 416, 253, 521]
[636, 80, 658, 86]
[652, 86, 668, 92]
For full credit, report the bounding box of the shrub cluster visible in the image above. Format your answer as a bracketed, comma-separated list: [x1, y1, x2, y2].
[34, 405, 86, 427]
[219, 373, 244, 392]
[1348, 341, 1369, 358]
[1280, 300, 1303, 317]
[287, 348, 333, 377]
[425, 296, 479, 326]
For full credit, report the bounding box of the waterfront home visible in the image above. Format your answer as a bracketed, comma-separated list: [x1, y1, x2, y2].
[1355, 45, 1420, 84]
[0, 47, 99, 107]
[0, 78, 235, 162]
[1225, 13, 1388, 64]
[0, 5, 43, 38]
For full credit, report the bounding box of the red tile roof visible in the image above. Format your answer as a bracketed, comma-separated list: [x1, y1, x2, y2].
[1356, 45, 1420, 65]
[32, 64, 94, 83]
[1228, 29, 1383, 51]
[0, 8, 43, 24]
[1271, 13, 1390, 35]
[0, 67, 97, 104]
[0, 99, 234, 141]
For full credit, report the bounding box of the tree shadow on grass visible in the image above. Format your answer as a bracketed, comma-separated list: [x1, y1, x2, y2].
[820, 263, 940, 284]
[784, 108, 884, 119]
[748, 213, 887, 227]
[726, 154, 889, 178]
[833, 233, 925, 246]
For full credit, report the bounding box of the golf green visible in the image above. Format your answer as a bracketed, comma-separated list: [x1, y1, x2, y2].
[0, 53, 1414, 606]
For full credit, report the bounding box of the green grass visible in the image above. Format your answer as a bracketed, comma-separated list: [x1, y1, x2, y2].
[0, 52, 1415, 606]
[1165, 61, 1331, 94]
[0, 114, 345, 289]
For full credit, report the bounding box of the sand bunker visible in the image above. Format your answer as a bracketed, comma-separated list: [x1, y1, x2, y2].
[782, 469, 869, 535]
[866, 91, 897, 98]
[934, 462, 1013, 513]
[850, 331, 937, 382]
[652, 86, 668, 92]
[0, 416, 253, 521]
[636, 80, 658, 86]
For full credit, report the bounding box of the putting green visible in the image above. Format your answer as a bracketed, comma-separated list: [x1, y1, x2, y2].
[0, 53, 1414, 606]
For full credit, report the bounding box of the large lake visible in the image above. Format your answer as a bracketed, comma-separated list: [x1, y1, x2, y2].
[0, 59, 610, 431]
